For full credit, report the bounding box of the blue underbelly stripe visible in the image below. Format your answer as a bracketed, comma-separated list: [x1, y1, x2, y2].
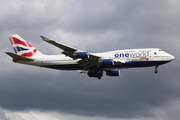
[42, 61, 170, 70]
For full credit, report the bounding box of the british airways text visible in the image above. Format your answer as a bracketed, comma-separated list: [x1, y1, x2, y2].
[115, 51, 149, 58]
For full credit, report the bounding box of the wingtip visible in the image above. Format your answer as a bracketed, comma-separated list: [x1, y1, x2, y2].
[40, 36, 49, 41]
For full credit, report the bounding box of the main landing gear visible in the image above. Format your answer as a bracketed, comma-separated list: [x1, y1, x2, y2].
[88, 71, 103, 80]
[154, 66, 158, 74]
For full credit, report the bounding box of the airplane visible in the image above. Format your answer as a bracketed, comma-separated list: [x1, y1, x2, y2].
[5, 34, 175, 79]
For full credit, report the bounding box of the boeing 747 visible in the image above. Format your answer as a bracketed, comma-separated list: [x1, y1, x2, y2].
[6, 34, 174, 79]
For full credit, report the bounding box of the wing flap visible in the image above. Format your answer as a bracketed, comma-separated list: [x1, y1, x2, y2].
[77, 59, 97, 69]
[88, 54, 100, 60]
[5, 52, 34, 61]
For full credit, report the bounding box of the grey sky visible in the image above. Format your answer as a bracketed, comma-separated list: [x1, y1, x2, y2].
[0, 0, 180, 120]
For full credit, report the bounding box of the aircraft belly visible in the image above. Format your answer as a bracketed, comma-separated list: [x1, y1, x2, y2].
[16, 61, 43, 67]
[41, 60, 83, 70]
[42, 64, 83, 70]
[42, 60, 170, 71]
[102, 60, 170, 69]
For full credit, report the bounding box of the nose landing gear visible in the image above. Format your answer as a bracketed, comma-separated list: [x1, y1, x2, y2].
[154, 66, 158, 74]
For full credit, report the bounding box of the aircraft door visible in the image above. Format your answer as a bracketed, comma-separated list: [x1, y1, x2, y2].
[148, 51, 153, 61]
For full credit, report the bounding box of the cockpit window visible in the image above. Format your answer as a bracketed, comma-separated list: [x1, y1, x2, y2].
[159, 49, 162, 51]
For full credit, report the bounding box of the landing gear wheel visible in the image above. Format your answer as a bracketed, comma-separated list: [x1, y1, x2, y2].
[87, 72, 91, 77]
[98, 74, 103, 80]
[87, 71, 103, 79]
[154, 66, 158, 74]
[154, 70, 158, 74]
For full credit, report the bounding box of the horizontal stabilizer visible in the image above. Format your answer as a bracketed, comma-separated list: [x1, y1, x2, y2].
[5, 52, 34, 61]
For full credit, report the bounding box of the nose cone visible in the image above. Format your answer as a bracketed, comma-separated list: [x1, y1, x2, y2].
[170, 55, 175, 61]
[162, 52, 175, 61]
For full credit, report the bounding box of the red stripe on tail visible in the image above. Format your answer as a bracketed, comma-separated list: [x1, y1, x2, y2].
[9, 37, 13, 45]
[12, 37, 33, 47]
[21, 49, 37, 57]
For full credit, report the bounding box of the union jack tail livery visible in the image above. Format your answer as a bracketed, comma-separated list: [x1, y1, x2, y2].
[6, 34, 44, 62]
[8, 34, 43, 57]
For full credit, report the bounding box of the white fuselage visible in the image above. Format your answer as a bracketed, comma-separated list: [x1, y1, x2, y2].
[15, 48, 174, 70]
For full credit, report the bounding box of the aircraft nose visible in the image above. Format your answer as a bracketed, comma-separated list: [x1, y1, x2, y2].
[170, 55, 175, 61]
[164, 53, 175, 62]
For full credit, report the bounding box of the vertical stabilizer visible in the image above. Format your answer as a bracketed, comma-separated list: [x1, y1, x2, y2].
[8, 34, 43, 57]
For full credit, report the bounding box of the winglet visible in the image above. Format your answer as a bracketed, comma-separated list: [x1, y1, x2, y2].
[5, 52, 34, 62]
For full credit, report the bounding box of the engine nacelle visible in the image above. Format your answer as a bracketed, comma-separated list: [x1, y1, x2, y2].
[106, 70, 120, 76]
[100, 59, 114, 65]
[73, 52, 89, 59]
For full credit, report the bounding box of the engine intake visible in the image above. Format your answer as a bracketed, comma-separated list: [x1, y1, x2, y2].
[106, 70, 120, 76]
[100, 59, 114, 65]
[73, 52, 89, 59]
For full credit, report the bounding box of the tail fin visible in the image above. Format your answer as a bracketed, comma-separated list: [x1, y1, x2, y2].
[8, 34, 43, 57]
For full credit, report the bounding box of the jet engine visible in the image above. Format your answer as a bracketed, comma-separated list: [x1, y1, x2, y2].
[73, 52, 89, 59]
[100, 59, 114, 65]
[106, 70, 120, 76]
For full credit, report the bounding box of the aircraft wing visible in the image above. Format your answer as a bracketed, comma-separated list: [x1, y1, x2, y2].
[77, 59, 126, 70]
[40, 36, 125, 69]
[41, 36, 100, 60]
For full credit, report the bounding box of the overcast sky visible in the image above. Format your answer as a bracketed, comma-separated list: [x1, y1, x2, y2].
[0, 0, 180, 120]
